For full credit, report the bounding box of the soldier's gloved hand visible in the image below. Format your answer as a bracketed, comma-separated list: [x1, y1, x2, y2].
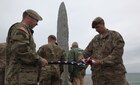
[40, 58, 48, 67]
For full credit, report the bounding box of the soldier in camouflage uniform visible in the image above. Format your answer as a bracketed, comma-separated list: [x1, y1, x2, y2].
[0, 43, 6, 85]
[37, 35, 66, 85]
[68, 42, 86, 85]
[83, 17, 129, 85]
[5, 9, 48, 85]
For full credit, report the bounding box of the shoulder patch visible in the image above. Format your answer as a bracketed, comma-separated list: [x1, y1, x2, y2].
[18, 27, 28, 34]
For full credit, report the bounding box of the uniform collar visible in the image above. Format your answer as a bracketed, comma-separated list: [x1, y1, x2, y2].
[21, 22, 34, 34]
[100, 29, 109, 39]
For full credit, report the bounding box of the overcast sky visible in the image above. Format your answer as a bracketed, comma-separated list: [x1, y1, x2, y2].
[0, 0, 140, 73]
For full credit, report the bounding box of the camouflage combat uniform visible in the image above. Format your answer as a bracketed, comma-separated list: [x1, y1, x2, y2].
[68, 48, 86, 85]
[83, 29, 129, 85]
[37, 43, 66, 85]
[5, 22, 42, 85]
[0, 43, 6, 85]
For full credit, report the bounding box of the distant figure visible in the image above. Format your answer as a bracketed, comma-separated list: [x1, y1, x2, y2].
[5, 9, 48, 85]
[68, 42, 86, 85]
[82, 17, 129, 85]
[0, 43, 6, 85]
[37, 35, 66, 85]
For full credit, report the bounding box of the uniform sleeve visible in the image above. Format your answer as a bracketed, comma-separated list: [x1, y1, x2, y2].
[37, 46, 46, 58]
[59, 50, 66, 74]
[11, 29, 41, 65]
[83, 39, 94, 59]
[68, 50, 75, 61]
[61, 50, 66, 61]
[102, 32, 125, 65]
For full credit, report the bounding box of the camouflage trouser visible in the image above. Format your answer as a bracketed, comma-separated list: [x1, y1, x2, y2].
[91, 72, 129, 85]
[39, 67, 61, 85]
[0, 68, 4, 85]
[5, 66, 38, 85]
[72, 76, 84, 85]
